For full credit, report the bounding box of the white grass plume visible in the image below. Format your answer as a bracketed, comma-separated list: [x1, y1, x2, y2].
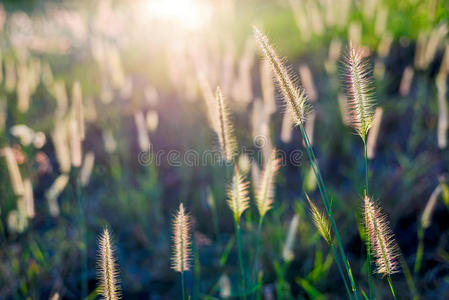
[227, 165, 250, 224]
[253, 26, 310, 126]
[215, 86, 237, 162]
[172, 203, 191, 272]
[98, 228, 121, 300]
[343, 43, 377, 140]
[256, 149, 280, 218]
[363, 196, 400, 276]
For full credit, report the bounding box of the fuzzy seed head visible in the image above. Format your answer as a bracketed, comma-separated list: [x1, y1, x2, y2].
[227, 165, 250, 224]
[306, 194, 332, 245]
[363, 196, 400, 276]
[343, 43, 376, 140]
[256, 149, 281, 218]
[253, 26, 310, 126]
[98, 228, 120, 300]
[172, 203, 191, 273]
[215, 86, 237, 162]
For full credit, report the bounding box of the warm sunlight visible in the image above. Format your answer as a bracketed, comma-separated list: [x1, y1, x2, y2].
[141, 0, 212, 31]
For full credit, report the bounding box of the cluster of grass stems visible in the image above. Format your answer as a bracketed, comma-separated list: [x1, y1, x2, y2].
[93, 27, 406, 300]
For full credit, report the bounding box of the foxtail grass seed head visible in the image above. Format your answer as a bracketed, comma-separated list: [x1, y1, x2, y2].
[280, 111, 293, 143]
[52, 81, 68, 121]
[282, 214, 299, 262]
[197, 70, 217, 129]
[98, 228, 121, 300]
[399, 66, 414, 97]
[256, 149, 280, 218]
[45, 174, 69, 217]
[227, 165, 250, 224]
[299, 64, 317, 102]
[52, 119, 71, 173]
[238, 153, 251, 176]
[146, 110, 159, 133]
[421, 185, 443, 229]
[343, 42, 377, 140]
[5, 57, 16, 92]
[50, 292, 60, 300]
[363, 196, 400, 276]
[69, 113, 82, 167]
[134, 111, 151, 152]
[23, 178, 35, 218]
[253, 26, 310, 126]
[172, 203, 191, 272]
[260, 60, 276, 115]
[17, 63, 30, 113]
[437, 69, 448, 149]
[306, 194, 332, 245]
[72, 81, 85, 140]
[215, 86, 237, 162]
[251, 161, 261, 189]
[367, 107, 384, 159]
[2, 146, 25, 196]
[80, 151, 95, 187]
[103, 129, 117, 154]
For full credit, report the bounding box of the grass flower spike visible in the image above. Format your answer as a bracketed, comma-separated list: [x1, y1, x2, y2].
[256, 148, 281, 218]
[98, 228, 120, 300]
[363, 196, 400, 276]
[227, 165, 250, 224]
[306, 194, 332, 245]
[253, 26, 310, 126]
[172, 203, 191, 273]
[215, 86, 237, 162]
[343, 43, 376, 140]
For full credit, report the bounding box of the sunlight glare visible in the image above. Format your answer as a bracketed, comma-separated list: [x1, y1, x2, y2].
[141, 0, 212, 31]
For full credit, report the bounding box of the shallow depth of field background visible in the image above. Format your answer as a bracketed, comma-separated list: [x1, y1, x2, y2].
[1, 0, 449, 299]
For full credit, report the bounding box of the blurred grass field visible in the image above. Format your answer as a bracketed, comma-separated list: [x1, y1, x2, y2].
[1, 0, 449, 299]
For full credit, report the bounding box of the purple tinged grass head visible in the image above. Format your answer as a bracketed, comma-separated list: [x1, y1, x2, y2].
[215, 86, 237, 162]
[256, 149, 281, 218]
[363, 196, 400, 276]
[98, 228, 120, 300]
[172, 203, 191, 273]
[227, 165, 250, 224]
[253, 26, 311, 126]
[343, 43, 377, 140]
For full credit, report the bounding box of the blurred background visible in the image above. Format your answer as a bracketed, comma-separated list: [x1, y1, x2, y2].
[1, 0, 449, 299]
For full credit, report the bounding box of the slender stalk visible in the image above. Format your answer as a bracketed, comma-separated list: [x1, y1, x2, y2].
[364, 140, 369, 195]
[73, 167, 87, 299]
[235, 221, 247, 300]
[363, 138, 372, 300]
[300, 124, 359, 300]
[181, 272, 186, 300]
[253, 217, 264, 299]
[364, 201, 373, 300]
[399, 250, 419, 300]
[414, 225, 424, 274]
[387, 275, 397, 300]
[330, 240, 353, 300]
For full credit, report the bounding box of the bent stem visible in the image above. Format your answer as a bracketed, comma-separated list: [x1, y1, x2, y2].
[387, 275, 397, 300]
[235, 220, 247, 300]
[299, 124, 359, 300]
